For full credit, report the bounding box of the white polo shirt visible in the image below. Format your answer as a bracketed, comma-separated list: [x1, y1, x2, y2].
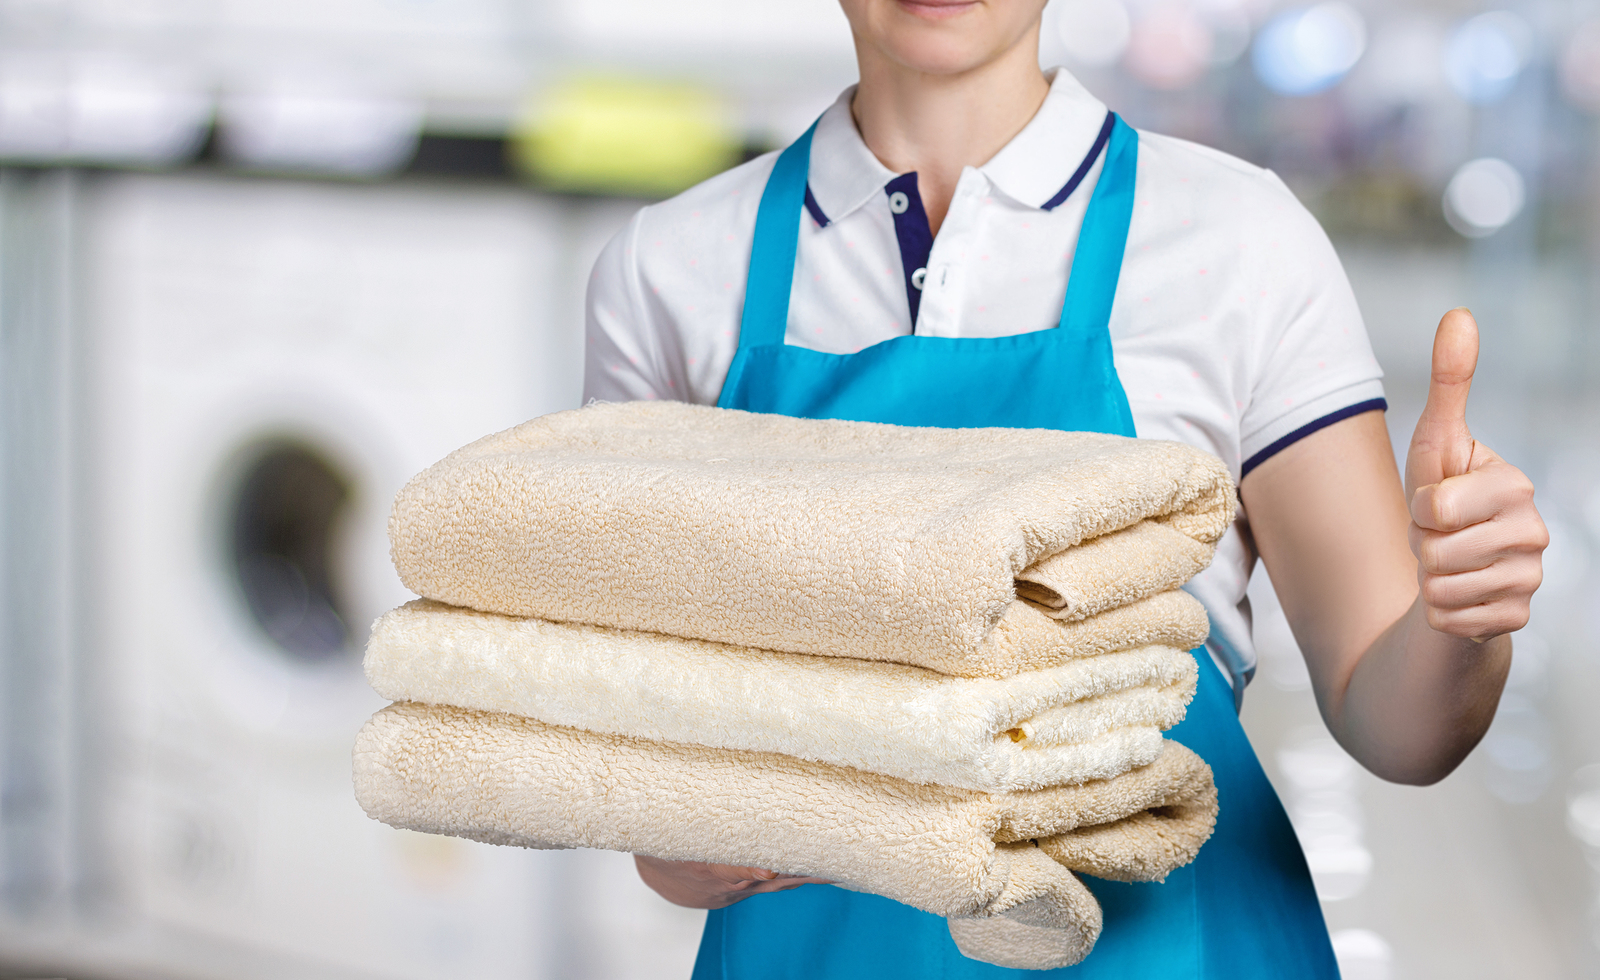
[583, 68, 1386, 698]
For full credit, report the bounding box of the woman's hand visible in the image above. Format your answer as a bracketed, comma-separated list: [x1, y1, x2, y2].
[634, 856, 833, 910]
[1405, 308, 1547, 639]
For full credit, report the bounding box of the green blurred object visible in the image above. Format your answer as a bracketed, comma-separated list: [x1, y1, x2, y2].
[512, 77, 741, 197]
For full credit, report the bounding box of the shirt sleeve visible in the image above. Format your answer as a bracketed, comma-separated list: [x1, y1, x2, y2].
[583, 209, 671, 404]
[1236, 178, 1387, 475]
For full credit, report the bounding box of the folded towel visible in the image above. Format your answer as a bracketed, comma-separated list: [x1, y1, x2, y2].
[1014, 520, 1214, 622]
[353, 702, 1218, 970]
[389, 401, 1234, 678]
[365, 599, 1200, 792]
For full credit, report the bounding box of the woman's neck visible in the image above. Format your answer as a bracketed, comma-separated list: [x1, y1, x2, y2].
[849, 28, 1049, 235]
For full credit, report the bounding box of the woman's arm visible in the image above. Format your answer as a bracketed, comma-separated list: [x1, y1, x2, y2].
[1240, 309, 1547, 785]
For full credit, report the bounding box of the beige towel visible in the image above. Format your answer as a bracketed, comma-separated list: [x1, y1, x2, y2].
[389, 401, 1233, 678]
[354, 702, 1218, 970]
[366, 599, 1199, 792]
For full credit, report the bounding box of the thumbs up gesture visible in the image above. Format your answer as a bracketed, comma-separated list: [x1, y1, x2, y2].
[1405, 309, 1548, 640]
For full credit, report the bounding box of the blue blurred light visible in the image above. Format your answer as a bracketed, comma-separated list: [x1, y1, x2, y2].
[1444, 11, 1531, 105]
[1252, 3, 1367, 96]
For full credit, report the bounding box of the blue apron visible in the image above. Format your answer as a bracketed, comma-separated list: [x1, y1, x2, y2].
[697, 115, 1338, 979]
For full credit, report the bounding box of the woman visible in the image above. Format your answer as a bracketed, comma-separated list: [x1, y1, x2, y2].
[582, 0, 1549, 975]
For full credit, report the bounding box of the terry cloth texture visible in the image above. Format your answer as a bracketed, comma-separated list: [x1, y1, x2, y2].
[365, 599, 1200, 793]
[388, 400, 1234, 678]
[353, 702, 1218, 970]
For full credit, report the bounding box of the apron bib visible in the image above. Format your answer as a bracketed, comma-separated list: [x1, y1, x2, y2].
[697, 115, 1338, 980]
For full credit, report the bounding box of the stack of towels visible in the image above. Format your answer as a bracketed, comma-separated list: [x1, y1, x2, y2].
[354, 401, 1238, 970]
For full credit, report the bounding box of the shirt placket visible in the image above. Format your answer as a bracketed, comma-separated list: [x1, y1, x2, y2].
[914, 168, 985, 338]
[884, 173, 934, 330]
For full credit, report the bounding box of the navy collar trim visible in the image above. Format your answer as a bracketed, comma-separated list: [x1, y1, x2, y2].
[801, 108, 1115, 227]
[804, 184, 830, 228]
[1040, 110, 1114, 212]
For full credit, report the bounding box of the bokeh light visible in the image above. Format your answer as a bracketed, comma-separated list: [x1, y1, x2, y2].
[1124, 4, 1214, 90]
[1330, 929, 1395, 980]
[1443, 157, 1525, 237]
[1277, 733, 1373, 902]
[1561, 19, 1600, 113]
[1346, 16, 1448, 110]
[1193, 0, 1255, 66]
[1443, 10, 1532, 105]
[1252, 3, 1367, 96]
[1569, 766, 1600, 860]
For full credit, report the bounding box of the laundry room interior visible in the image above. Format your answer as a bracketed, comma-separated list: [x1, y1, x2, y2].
[1, 0, 1599, 978]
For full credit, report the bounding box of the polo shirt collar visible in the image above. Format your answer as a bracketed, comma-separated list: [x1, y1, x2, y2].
[980, 69, 1111, 209]
[802, 68, 1112, 224]
[805, 86, 897, 225]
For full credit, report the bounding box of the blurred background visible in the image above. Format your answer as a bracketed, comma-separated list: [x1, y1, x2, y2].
[0, 0, 1595, 977]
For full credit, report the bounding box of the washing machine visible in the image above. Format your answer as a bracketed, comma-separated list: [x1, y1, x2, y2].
[67, 169, 578, 980]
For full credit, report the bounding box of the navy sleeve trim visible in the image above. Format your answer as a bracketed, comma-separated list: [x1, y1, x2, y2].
[1240, 398, 1388, 479]
[803, 183, 830, 228]
[1041, 110, 1115, 212]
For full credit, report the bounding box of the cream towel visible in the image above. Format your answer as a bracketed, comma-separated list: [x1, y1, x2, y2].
[353, 702, 1218, 971]
[1015, 520, 1215, 622]
[365, 599, 1199, 792]
[389, 401, 1234, 678]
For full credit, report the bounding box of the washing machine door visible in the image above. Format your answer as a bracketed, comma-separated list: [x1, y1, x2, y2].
[227, 438, 354, 662]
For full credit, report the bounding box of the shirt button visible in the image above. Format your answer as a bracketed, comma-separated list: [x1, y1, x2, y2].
[911, 267, 928, 290]
[888, 191, 910, 215]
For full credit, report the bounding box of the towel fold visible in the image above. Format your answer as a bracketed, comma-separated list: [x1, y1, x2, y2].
[1014, 520, 1215, 622]
[388, 401, 1234, 678]
[353, 702, 1218, 970]
[365, 599, 1200, 792]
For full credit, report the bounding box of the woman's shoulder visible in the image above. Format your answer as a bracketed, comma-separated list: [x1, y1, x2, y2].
[1131, 128, 1339, 260]
[586, 151, 785, 405]
[1135, 130, 1297, 202]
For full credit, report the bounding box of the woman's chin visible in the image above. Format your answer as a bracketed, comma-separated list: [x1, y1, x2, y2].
[879, 40, 1008, 77]
[847, 0, 1044, 77]
[842, 0, 1047, 79]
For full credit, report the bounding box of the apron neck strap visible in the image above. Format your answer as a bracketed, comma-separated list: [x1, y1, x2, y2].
[1057, 114, 1138, 338]
[738, 119, 819, 350]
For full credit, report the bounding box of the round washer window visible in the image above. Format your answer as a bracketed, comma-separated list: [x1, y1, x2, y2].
[227, 441, 354, 662]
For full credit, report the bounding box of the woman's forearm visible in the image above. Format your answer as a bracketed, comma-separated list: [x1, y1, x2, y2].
[1320, 600, 1511, 785]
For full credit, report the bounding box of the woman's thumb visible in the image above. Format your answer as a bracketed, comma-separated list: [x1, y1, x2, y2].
[1407, 308, 1479, 492]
